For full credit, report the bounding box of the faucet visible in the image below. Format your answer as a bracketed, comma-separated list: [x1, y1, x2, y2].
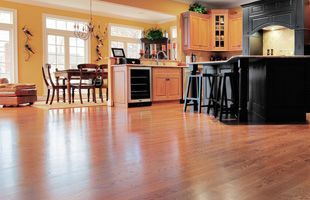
[156, 51, 168, 65]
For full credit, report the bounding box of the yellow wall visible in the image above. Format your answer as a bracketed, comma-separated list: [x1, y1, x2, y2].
[0, 0, 155, 95]
[101, 0, 188, 15]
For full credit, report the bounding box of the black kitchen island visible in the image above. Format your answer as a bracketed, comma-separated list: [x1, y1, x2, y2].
[189, 56, 310, 123]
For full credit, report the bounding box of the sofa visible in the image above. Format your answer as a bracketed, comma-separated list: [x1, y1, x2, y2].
[0, 78, 37, 107]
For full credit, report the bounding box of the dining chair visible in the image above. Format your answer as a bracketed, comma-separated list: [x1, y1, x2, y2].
[99, 64, 109, 102]
[87, 64, 108, 103]
[71, 64, 99, 104]
[42, 64, 67, 105]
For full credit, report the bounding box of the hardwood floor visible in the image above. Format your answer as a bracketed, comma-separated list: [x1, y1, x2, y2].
[0, 103, 309, 200]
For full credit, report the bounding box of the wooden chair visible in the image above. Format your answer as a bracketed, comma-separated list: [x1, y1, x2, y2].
[87, 64, 108, 103]
[42, 64, 67, 105]
[71, 64, 99, 104]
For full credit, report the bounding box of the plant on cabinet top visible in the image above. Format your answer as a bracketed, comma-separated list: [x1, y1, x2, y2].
[189, 2, 208, 14]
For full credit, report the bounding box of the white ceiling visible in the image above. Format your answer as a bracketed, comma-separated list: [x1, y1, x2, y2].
[7, 0, 176, 24]
[173, 0, 256, 8]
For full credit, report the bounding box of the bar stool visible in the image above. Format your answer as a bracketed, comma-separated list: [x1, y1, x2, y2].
[183, 73, 218, 113]
[206, 73, 218, 115]
[213, 72, 237, 121]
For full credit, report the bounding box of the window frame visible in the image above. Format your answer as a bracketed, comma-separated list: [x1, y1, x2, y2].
[108, 23, 143, 58]
[0, 7, 18, 82]
[170, 25, 178, 60]
[42, 14, 91, 71]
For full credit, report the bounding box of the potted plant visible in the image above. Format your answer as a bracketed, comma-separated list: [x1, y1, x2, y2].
[145, 27, 164, 41]
[189, 2, 208, 14]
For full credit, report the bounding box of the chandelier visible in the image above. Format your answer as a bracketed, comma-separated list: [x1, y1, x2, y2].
[74, 0, 97, 40]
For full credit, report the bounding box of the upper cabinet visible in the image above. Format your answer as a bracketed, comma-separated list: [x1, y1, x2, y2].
[228, 9, 243, 51]
[181, 8, 243, 52]
[210, 9, 229, 51]
[182, 12, 211, 51]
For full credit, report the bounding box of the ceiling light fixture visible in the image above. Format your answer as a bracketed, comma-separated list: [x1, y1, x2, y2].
[74, 0, 98, 40]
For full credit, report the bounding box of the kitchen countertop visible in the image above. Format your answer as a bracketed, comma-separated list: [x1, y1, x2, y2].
[112, 64, 188, 68]
[190, 55, 310, 65]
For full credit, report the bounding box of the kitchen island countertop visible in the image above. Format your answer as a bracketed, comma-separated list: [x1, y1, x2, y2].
[112, 64, 187, 68]
[190, 55, 310, 66]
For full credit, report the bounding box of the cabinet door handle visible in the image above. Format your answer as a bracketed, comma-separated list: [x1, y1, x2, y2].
[166, 78, 170, 81]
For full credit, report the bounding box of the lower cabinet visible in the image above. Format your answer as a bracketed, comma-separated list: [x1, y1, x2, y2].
[152, 68, 182, 101]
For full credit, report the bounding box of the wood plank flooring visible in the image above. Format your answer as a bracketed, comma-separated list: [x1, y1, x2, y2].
[0, 103, 309, 200]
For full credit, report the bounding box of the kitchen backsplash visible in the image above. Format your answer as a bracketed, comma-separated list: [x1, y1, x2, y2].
[185, 51, 242, 62]
[263, 28, 295, 56]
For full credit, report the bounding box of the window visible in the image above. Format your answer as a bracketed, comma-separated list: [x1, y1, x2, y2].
[109, 24, 142, 59]
[47, 35, 65, 70]
[44, 15, 89, 72]
[0, 8, 17, 82]
[0, 10, 13, 24]
[170, 26, 178, 60]
[69, 37, 87, 69]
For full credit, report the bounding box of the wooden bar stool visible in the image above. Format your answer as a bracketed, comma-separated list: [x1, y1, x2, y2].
[183, 73, 218, 113]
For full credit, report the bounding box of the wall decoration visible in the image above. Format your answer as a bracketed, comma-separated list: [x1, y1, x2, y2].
[95, 26, 107, 62]
[22, 26, 35, 61]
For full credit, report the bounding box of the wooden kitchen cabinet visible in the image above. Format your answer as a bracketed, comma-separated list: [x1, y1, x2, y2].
[229, 10, 243, 51]
[210, 9, 229, 51]
[153, 73, 167, 99]
[152, 68, 182, 101]
[181, 8, 242, 52]
[182, 12, 211, 51]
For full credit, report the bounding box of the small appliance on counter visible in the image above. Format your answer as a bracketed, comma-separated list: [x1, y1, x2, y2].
[121, 58, 141, 64]
[191, 53, 197, 62]
[112, 48, 141, 65]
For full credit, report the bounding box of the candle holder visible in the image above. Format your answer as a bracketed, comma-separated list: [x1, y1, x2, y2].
[139, 49, 145, 59]
[139, 52, 145, 59]
[172, 43, 177, 60]
[152, 50, 157, 59]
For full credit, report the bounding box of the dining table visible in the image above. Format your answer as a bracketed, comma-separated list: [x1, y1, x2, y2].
[54, 69, 99, 104]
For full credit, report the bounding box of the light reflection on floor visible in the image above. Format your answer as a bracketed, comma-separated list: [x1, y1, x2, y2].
[0, 105, 309, 199]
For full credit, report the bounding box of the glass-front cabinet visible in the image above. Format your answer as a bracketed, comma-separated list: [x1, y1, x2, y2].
[211, 9, 228, 51]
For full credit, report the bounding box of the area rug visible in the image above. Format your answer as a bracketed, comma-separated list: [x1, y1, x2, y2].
[33, 100, 107, 110]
